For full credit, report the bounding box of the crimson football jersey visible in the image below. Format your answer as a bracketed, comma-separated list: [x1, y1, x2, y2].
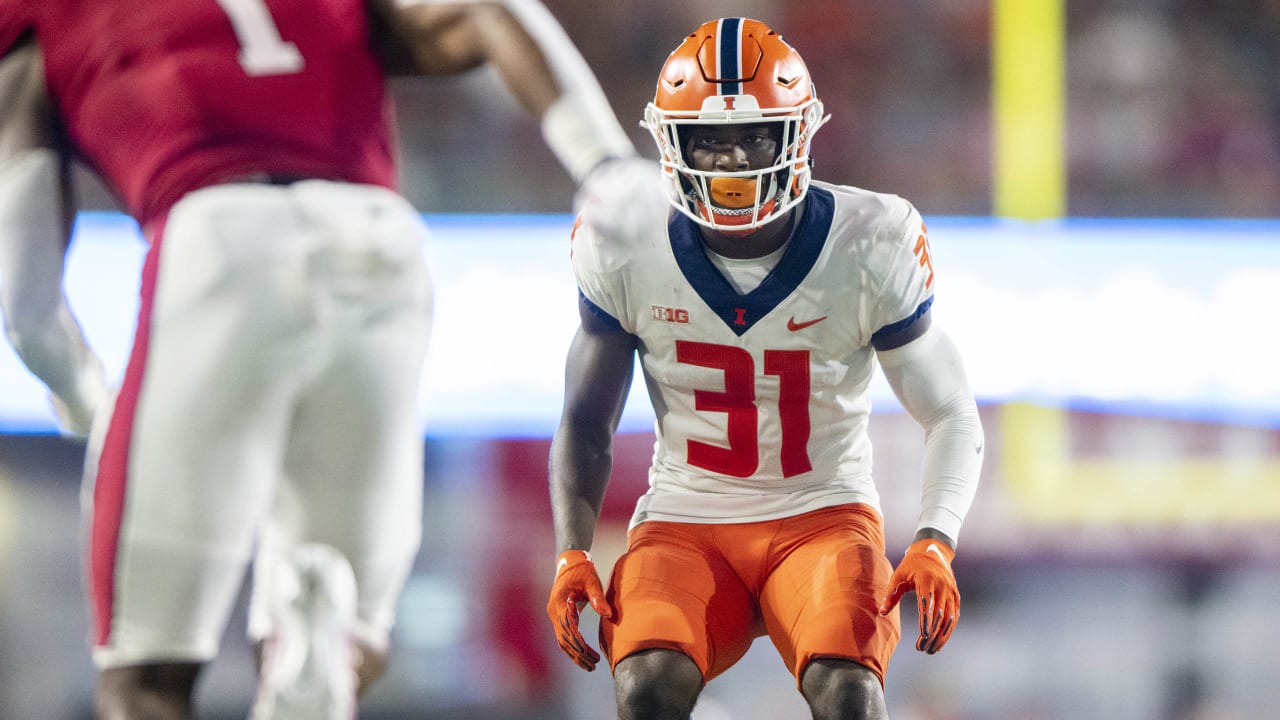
[33, 0, 397, 227]
[0, 0, 31, 55]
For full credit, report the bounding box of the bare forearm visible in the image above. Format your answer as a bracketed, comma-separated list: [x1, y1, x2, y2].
[549, 421, 613, 553]
[472, 1, 562, 117]
[371, 1, 558, 106]
[377, 0, 632, 180]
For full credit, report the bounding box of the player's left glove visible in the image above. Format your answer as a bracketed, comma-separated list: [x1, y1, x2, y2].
[546, 549, 614, 671]
[878, 538, 959, 654]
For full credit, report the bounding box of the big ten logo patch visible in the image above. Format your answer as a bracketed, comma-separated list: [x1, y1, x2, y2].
[913, 223, 935, 289]
[652, 305, 690, 324]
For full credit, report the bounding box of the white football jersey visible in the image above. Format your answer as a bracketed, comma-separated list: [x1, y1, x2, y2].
[572, 181, 935, 527]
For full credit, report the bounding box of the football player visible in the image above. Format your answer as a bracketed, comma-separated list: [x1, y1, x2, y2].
[547, 18, 984, 719]
[7, 1, 662, 719]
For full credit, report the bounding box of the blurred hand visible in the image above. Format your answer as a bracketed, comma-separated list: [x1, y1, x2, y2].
[546, 549, 614, 671]
[49, 355, 109, 439]
[574, 156, 670, 241]
[879, 538, 959, 654]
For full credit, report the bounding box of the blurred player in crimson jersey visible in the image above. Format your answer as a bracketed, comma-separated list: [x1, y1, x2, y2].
[546, 18, 984, 719]
[0, 1, 664, 718]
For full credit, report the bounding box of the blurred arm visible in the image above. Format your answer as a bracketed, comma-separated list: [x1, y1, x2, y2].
[368, 0, 636, 181]
[0, 40, 107, 437]
[549, 295, 636, 554]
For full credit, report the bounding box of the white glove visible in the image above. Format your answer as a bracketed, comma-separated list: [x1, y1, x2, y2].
[48, 350, 108, 439]
[573, 156, 671, 242]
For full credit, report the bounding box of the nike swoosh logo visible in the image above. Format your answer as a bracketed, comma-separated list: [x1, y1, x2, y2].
[926, 543, 949, 565]
[556, 550, 591, 575]
[787, 315, 828, 331]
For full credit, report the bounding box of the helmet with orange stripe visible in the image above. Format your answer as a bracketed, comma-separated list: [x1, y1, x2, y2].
[643, 18, 829, 234]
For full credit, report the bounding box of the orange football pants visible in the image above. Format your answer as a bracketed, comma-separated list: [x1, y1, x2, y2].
[599, 502, 901, 687]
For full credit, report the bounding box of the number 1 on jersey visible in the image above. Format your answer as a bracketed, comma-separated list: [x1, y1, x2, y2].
[215, 0, 304, 76]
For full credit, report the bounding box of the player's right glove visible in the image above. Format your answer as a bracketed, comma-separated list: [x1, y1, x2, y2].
[878, 538, 960, 654]
[546, 549, 614, 671]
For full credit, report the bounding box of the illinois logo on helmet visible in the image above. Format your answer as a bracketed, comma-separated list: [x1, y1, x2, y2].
[642, 17, 830, 233]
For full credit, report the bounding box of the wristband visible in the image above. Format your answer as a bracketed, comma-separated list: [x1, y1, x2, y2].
[542, 91, 636, 183]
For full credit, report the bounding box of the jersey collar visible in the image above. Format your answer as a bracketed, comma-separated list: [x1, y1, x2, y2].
[669, 186, 835, 336]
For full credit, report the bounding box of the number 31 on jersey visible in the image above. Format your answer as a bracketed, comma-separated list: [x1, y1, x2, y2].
[678, 341, 813, 479]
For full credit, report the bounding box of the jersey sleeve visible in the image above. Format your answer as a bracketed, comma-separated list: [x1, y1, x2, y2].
[569, 216, 629, 331]
[868, 198, 935, 340]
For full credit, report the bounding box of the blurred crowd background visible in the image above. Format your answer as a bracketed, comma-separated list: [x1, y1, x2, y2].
[6, 1, 1280, 719]
[67, 0, 1280, 219]
[396, 0, 1280, 218]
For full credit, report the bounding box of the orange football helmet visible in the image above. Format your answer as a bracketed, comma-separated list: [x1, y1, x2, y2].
[643, 18, 829, 233]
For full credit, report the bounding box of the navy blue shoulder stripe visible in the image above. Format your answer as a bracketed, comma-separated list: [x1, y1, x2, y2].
[578, 290, 623, 332]
[870, 296, 934, 345]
